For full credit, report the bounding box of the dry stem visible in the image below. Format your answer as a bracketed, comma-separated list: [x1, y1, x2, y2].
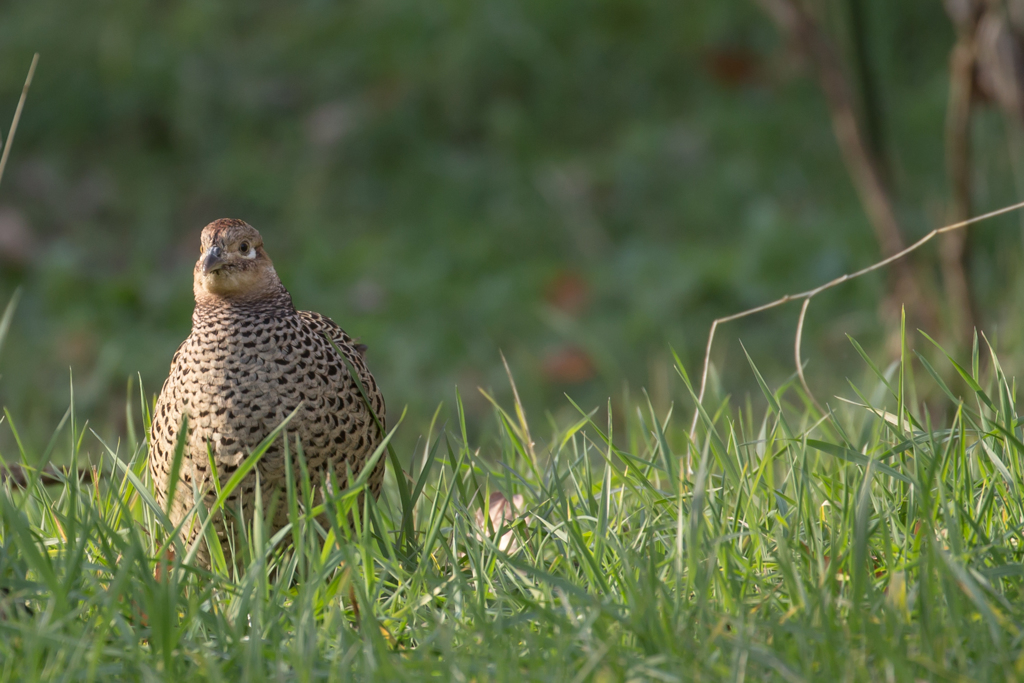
[690, 199, 1024, 436]
[0, 53, 39, 190]
[943, 35, 979, 345]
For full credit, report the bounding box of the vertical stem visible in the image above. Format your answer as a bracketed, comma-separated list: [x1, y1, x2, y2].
[846, 0, 887, 175]
[943, 38, 978, 346]
[754, 0, 937, 330]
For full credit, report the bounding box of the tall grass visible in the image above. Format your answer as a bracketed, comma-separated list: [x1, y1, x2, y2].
[2, 307, 1024, 681]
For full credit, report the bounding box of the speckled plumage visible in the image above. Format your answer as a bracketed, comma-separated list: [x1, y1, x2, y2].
[149, 218, 385, 564]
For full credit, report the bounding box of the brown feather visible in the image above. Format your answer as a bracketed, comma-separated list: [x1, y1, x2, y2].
[150, 219, 386, 567]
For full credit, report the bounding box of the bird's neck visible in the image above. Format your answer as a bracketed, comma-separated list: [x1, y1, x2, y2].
[192, 284, 295, 328]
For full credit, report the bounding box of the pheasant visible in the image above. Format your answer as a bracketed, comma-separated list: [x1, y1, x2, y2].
[149, 218, 386, 566]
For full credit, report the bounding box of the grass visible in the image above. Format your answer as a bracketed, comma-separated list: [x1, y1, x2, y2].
[2, 7, 1023, 678]
[2, 301, 1024, 681]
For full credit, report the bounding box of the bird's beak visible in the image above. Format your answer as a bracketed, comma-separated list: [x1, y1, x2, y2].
[202, 245, 225, 274]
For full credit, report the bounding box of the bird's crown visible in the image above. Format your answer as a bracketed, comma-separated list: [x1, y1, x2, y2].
[200, 218, 263, 252]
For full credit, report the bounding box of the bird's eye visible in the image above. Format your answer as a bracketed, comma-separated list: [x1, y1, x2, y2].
[239, 242, 250, 253]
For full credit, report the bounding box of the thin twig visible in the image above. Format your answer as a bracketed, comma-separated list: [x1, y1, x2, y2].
[0, 56, 39, 482]
[794, 297, 823, 415]
[0, 53, 39, 190]
[690, 199, 1024, 436]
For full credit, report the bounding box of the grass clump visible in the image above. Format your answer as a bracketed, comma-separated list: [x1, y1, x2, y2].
[2, 312, 1024, 681]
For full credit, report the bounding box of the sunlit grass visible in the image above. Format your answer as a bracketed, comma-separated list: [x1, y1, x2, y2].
[2, 303, 1024, 681]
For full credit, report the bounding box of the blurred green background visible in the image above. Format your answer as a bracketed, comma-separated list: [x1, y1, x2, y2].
[0, 0, 1022, 451]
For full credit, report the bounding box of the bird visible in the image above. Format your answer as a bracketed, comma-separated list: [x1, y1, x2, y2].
[149, 218, 386, 567]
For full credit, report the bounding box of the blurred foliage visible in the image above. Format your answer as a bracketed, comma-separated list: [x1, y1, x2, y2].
[0, 0, 1021, 451]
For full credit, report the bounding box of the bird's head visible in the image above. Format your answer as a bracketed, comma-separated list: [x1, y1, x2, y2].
[193, 218, 280, 302]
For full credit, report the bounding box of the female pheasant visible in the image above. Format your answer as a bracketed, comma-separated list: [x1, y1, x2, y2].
[149, 218, 386, 565]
